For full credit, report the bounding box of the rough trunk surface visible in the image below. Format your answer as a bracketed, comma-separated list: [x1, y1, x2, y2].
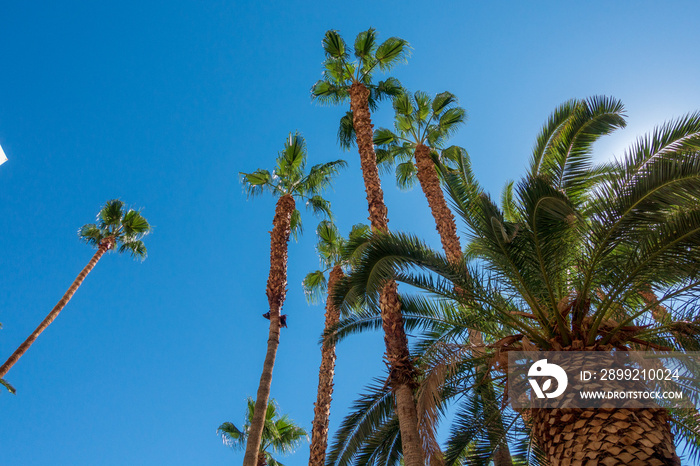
[529, 344, 680, 465]
[0, 238, 113, 379]
[308, 265, 344, 466]
[349, 81, 424, 466]
[243, 194, 295, 466]
[531, 407, 679, 465]
[349, 82, 388, 232]
[414, 143, 462, 265]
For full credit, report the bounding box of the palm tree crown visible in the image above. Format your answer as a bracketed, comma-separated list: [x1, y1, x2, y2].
[219, 398, 307, 466]
[374, 90, 466, 190]
[79, 199, 150, 257]
[240, 132, 346, 237]
[303, 221, 369, 304]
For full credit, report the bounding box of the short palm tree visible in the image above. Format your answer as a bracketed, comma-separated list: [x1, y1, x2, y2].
[239, 132, 345, 466]
[303, 221, 369, 466]
[312, 29, 426, 466]
[219, 398, 307, 466]
[338, 98, 700, 464]
[0, 199, 150, 379]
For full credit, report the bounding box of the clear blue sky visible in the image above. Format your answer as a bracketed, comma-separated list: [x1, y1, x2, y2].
[1, 1, 699, 464]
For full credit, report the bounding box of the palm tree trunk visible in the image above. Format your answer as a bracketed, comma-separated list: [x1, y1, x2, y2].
[243, 194, 295, 466]
[531, 407, 679, 465]
[414, 143, 462, 264]
[0, 239, 113, 379]
[349, 81, 425, 466]
[308, 265, 344, 466]
[414, 143, 512, 465]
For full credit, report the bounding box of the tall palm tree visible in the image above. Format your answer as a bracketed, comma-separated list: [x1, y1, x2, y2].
[303, 221, 369, 466]
[240, 132, 345, 466]
[338, 98, 700, 464]
[311, 29, 426, 466]
[219, 397, 307, 466]
[0, 199, 150, 379]
[374, 91, 514, 464]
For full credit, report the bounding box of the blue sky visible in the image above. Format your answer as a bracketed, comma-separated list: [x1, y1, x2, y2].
[1, 1, 699, 464]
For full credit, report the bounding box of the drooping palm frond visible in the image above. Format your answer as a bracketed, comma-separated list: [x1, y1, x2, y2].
[325, 377, 397, 466]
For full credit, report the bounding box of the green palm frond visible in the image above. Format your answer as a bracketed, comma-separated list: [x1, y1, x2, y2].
[337, 111, 356, 150]
[303, 270, 327, 305]
[325, 377, 397, 466]
[219, 398, 306, 462]
[1, 378, 16, 394]
[78, 200, 151, 259]
[313, 29, 408, 110]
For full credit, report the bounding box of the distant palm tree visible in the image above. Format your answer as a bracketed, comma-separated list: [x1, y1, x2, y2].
[303, 221, 369, 466]
[0, 323, 16, 394]
[311, 29, 426, 466]
[219, 398, 307, 466]
[339, 98, 700, 464]
[0, 199, 150, 379]
[240, 132, 345, 466]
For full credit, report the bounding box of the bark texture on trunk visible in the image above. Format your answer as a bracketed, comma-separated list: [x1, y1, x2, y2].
[349, 81, 424, 466]
[243, 194, 295, 466]
[308, 265, 344, 466]
[528, 345, 679, 465]
[349, 82, 388, 232]
[0, 239, 113, 379]
[531, 407, 679, 465]
[414, 143, 462, 265]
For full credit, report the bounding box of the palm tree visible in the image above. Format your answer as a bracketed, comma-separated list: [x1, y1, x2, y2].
[0, 199, 150, 379]
[303, 221, 369, 466]
[219, 397, 307, 466]
[374, 91, 514, 464]
[240, 132, 345, 466]
[338, 98, 700, 464]
[312, 29, 426, 466]
[0, 323, 15, 394]
[374, 90, 466, 266]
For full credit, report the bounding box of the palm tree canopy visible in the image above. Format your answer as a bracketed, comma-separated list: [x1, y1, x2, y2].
[218, 398, 308, 463]
[311, 28, 409, 109]
[78, 199, 151, 259]
[311, 29, 409, 150]
[302, 221, 370, 305]
[333, 99, 700, 462]
[239, 132, 346, 238]
[374, 90, 467, 191]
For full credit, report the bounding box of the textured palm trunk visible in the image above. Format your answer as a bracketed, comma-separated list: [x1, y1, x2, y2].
[308, 265, 344, 466]
[414, 143, 462, 264]
[529, 344, 679, 465]
[349, 81, 425, 466]
[0, 238, 113, 379]
[414, 143, 512, 465]
[243, 194, 295, 466]
[531, 407, 679, 465]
